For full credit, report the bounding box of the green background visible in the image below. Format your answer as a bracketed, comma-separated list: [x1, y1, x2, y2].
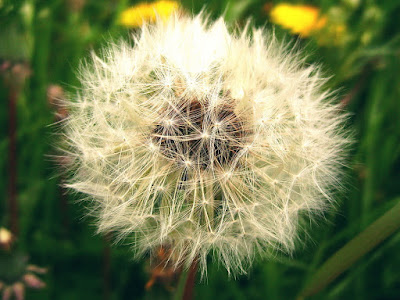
[1, 0, 400, 299]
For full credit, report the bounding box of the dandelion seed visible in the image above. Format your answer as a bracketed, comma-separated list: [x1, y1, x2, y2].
[62, 14, 350, 276]
[201, 132, 209, 139]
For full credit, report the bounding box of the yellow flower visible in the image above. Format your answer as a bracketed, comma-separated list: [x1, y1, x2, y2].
[269, 3, 327, 37]
[119, 1, 179, 28]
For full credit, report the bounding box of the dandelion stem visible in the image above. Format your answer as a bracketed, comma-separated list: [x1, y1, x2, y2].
[174, 259, 198, 300]
[182, 260, 198, 300]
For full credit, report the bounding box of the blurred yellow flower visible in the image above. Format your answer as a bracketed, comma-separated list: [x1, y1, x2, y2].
[119, 1, 179, 28]
[269, 3, 327, 37]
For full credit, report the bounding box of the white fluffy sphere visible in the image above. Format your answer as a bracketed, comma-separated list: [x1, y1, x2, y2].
[63, 14, 350, 275]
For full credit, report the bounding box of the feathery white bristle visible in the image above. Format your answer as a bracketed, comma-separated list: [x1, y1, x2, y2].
[62, 13, 351, 276]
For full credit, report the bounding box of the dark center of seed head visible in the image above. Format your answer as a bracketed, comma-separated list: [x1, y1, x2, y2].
[152, 95, 247, 170]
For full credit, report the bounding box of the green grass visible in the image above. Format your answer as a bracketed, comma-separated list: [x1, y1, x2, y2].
[1, 0, 400, 299]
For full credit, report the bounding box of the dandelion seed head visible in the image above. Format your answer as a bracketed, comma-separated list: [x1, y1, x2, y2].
[62, 13, 350, 276]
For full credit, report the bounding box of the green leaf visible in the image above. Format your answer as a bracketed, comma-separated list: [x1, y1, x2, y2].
[298, 198, 400, 299]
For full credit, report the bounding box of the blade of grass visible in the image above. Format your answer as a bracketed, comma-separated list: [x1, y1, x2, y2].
[297, 198, 400, 299]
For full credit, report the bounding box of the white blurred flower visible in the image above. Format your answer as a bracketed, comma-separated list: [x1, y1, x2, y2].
[0, 228, 14, 251]
[62, 14, 350, 275]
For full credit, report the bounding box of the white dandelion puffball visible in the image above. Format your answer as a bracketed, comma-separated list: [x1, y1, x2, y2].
[63, 14, 350, 275]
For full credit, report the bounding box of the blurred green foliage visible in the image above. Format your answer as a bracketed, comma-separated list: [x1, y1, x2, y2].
[1, 0, 400, 299]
